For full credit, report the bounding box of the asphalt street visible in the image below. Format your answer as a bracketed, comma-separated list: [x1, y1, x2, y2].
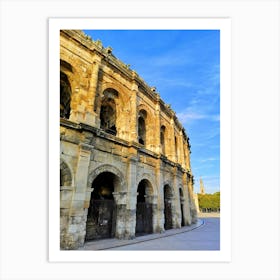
[108, 218, 220, 251]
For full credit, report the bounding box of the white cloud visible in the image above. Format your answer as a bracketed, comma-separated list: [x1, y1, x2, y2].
[199, 157, 219, 163]
[177, 109, 220, 125]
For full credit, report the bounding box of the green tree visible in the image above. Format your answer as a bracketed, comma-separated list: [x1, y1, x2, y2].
[198, 192, 220, 212]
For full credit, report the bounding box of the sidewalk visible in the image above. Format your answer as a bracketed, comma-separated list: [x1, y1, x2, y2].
[79, 219, 204, 251]
[198, 212, 220, 218]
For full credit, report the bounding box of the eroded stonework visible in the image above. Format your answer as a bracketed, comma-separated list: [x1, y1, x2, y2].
[60, 30, 197, 249]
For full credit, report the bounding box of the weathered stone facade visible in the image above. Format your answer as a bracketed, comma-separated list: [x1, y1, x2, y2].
[60, 30, 198, 250]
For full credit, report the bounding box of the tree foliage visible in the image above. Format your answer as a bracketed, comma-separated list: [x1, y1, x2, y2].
[198, 192, 220, 211]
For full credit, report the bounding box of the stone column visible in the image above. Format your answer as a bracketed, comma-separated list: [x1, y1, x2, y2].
[128, 76, 138, 142]
[184, 143, 191, 171]
[182, 175, 192, 226]
[154, 94, 161, 154]
[187, 174, 198, 223]
[178, 131, 185, 168]
[69, 58, 96, 125]
[60, 185, 74, 249]
[63, 144, 92, 249]
[112, 191, 129, 239]
[84, 57, 102, 126]
[155, 161, 165, 233]
[169, 117, 176, 162]
[124, 156, 138, 239]
[172, 171, 181, 229]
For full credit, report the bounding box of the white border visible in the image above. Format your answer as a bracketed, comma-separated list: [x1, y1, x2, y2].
[49, 18, 231, 262]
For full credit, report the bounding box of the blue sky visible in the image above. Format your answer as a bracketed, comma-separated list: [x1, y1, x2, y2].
[83, 29, 220, 194]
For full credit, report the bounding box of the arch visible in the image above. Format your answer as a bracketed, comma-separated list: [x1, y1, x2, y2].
[160, 118, 172, 158]
[87, 164, 125, 192]
[163, 180, 175, 196]
[137, 103, 156, 149]
[103, 87, 119, 99]
[136, 178, 155, 235]
[60, 159, 73, 187]
[164, 184, 173, 200]
[100, 97, 117, 135]
[97, 87, 121, 135]
[163, 184, 174, 230]
[86, 171, 120, 241]
[60, 72, 72, 119]
[95, 83, 125, 114]
[138, 112, 146, 145]
[179, 187, 185, 226]
[60, 59, 73, 73]
[137, 179, 154, 198]
[137, 173, 158, 196]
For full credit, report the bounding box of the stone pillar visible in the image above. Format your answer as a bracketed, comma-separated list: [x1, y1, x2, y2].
[128, 77, 138, 142]
[125, 156, 138, 238]
[193, 193, 200, 214]
[184, 143, 191, 171]
[172, 171, 181, 229]
[62, 144, 92, 249]
[60, 186, 73, 249]
[155, 161, 165, 233]
[182, 172, 192, 225]
[68, 59, 95, 125]
[169, 117, 176, 162]
[182, 141, 188, 171]
[187, 174, 198, 223]
[84, 57, 101, 126]
[178, 131, 185, 168]
[154, 95, 161, 154]
[113, 191, 128, 239]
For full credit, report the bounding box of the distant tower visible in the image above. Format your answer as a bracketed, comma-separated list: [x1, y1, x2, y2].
[200, 178, 205, 195]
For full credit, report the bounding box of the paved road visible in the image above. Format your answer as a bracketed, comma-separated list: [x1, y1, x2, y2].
[108, 218, 220, 251]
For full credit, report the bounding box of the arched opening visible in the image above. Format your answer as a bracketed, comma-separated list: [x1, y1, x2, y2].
[179, 188, 185, 226]
[100, 98, 117, 135]
[164, 184, 173, 230]
[85, 172, 120, 241]
[138, 109, 147, 145]
[60, 72, 71, 119]
[160, 125, 166, 154]
[136, 179, 153, 235]
[60, 160, 72, 188]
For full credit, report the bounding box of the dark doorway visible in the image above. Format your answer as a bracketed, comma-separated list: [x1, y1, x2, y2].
[179, 188, 185, 226]
[100, 98, 117, 135]
[60, 72, 71, 119]
[138, 117, 146, 145]
[85, 172, 117, 241]
[164, 185, 173, 230]
[136, 180, 153, 235]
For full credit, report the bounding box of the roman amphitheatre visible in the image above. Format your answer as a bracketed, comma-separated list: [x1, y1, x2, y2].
[60, 30, 197, 249]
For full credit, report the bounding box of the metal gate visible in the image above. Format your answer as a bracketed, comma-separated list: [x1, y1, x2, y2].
[136, 202, 153, 235]
[164, 200, 172, 230]
[85, 200, 116, 241]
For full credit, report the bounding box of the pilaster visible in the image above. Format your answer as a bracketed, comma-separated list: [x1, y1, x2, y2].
[113, 191, 128, 239]
[62, 144, 92, 249]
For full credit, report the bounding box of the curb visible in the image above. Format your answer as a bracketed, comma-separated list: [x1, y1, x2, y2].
[80, 219, 205, 250]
